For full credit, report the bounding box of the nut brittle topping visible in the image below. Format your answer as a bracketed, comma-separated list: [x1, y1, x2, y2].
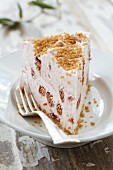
[32, 32, 89, 70]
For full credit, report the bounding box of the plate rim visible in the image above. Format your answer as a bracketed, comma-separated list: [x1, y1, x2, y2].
[0, 49, 113, 144]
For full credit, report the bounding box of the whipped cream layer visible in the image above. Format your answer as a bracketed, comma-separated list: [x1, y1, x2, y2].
[21, 32, 90, 134]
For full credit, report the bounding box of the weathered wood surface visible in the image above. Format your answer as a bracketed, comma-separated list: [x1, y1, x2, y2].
[1, 0, 113, 169]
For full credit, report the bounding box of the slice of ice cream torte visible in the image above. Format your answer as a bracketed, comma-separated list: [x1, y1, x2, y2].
[21, 32, 90, 135]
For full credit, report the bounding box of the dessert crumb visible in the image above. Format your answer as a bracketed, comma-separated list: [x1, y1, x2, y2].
[34, 120, 38, 123]
[60, 76, 64, 78]
[78, 123, 83, 128]
[90, 122, 95, 126]
[88, 101, 91, 105]
[87, 84, 91, 94]
[77, 118, 84, 124]
[90, 116, 93, 118]
[89, 57, 92, 61]
[32, 123, 34, 126]
[43, 103, 47, 106]
[68, 118, 74, 124]
[85, 106, 90, 112]
[80, 111, 85, 117]
[93, 98, 97, 104]
[66, 73, 71, 76]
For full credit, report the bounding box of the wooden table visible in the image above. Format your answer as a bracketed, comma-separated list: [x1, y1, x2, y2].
[1, 0, 113, 169]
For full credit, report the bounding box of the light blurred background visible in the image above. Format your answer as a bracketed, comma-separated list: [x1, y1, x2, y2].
[0, 0, 113, 55]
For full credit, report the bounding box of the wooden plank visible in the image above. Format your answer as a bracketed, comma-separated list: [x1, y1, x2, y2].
[0, 122, 22, 170]
[16, 133, 113, 170]
[16, 132, 50, 168]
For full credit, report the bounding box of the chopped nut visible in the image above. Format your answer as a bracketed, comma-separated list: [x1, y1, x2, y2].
[37, 103, 41, 110]
[83, 42, 87, 46]
[76, 94, 81, 109]
[87, 84, 91, 94]
[85, 106, 90, 112]
[43, 103, 47, 106]
[77, 118, 83, 124]
[32, 32, 89, 72]
[34, 121, 37, 123]
[50, 113, 60, 122]
[56, 104, 62, 115]
[80, 111, 85, 117]
[78, 123, 83, 128]
[68, 118, 74, 124]
[59, 89, 64, 102]
[39, 86, 46, 96]
[60, 76, 64, 79]
[66, 73, 71, 76]
[90, 122, 95, 126]
[68, 96, 74, 101]
[35, 57, 41, 71]
[82, 60, 85, 85]
[46, 92, 54, 107]
[88, 101, 91, 105]
[93, 98, 97, 104]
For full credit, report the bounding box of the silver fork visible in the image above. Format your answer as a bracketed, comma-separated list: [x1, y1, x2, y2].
[14, 86, 80, 144]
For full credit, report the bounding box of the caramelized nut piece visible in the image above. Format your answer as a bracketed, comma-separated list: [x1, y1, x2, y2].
[90, 122, 95, 126]
[74, 35, 82, 42]
[76, 94, 81, 109]
[39, 86, 46, 96]
[32, 33, 87, 71]
[56, 104, 62, 115]
[43, 103, 47, 106]
[50, 113, 60, 122]
[59, 89, 64, 102]
[55, 41, 65, 47]
[82, 60, 85, 85]
[46, 92, 54, 107]
[35, 57, 41, 71]
[68, 118, 74, 124]
[68, 96, 74, 101]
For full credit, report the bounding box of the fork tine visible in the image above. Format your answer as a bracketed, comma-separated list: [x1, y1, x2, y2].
[30, 94, 38, 110]
[24, 87, 34, 112]
[19, 88, 29, 113]
[14, 90, 26, 116]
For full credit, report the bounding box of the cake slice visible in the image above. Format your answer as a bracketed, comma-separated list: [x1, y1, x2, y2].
[21, 32, 90, 135]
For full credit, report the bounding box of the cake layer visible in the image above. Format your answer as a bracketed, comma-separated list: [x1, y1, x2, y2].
[21, 32, 90, 134]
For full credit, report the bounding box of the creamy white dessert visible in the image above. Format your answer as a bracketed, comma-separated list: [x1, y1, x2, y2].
[21, 32, 90, 135]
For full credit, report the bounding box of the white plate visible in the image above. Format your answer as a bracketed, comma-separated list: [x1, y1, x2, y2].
[0, 50, 113, 148]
